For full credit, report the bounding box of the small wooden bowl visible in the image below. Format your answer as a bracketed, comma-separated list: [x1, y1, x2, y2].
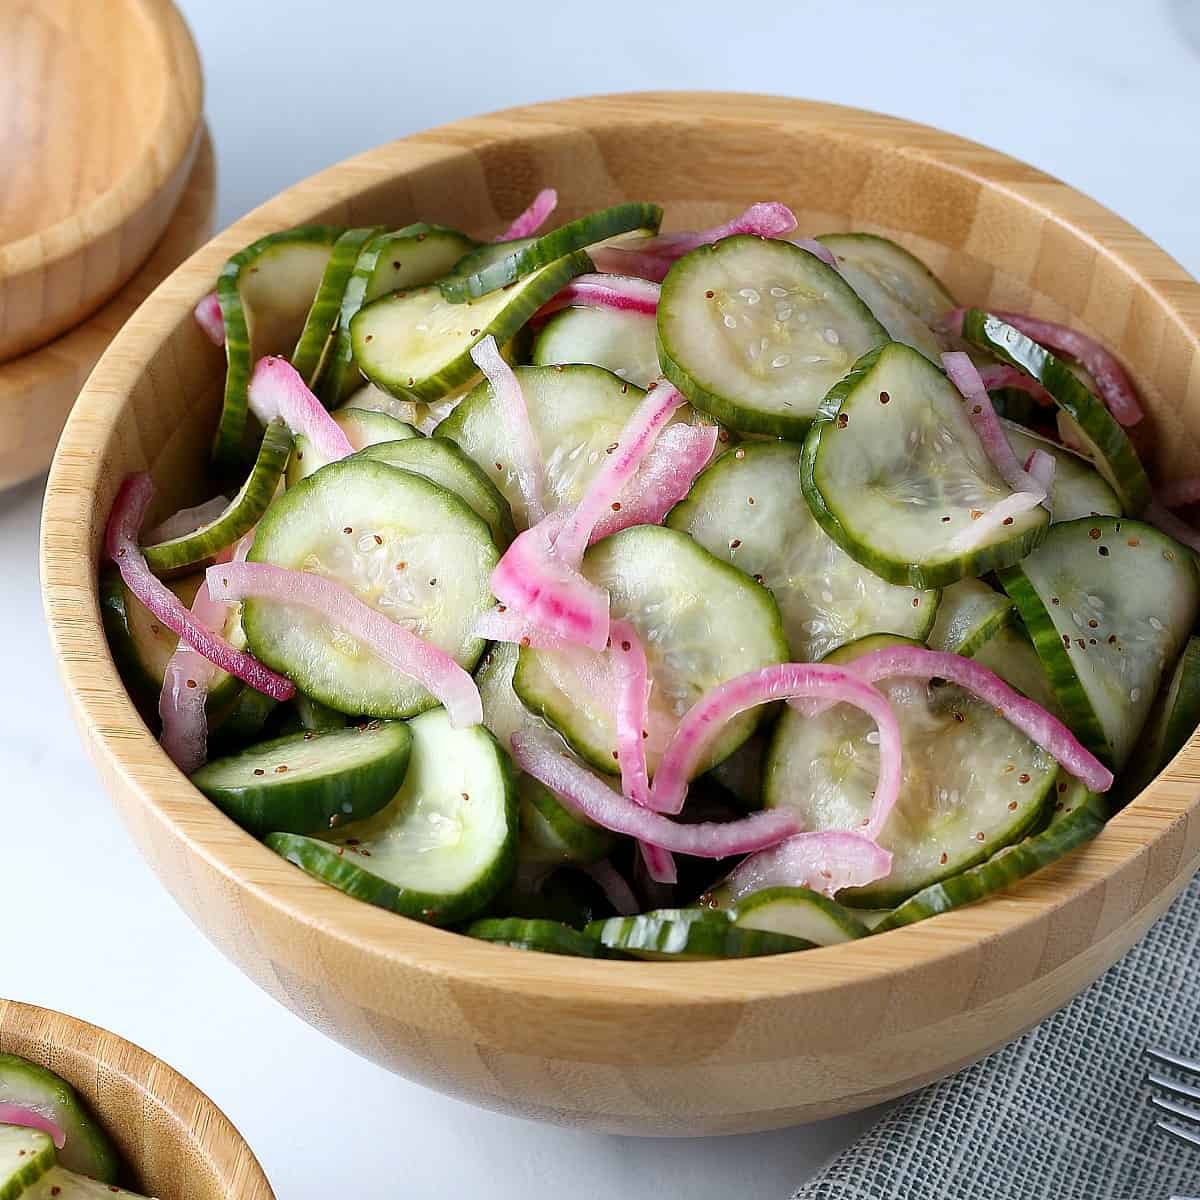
[0, 0, 203, 361]
[0, 127, 215, 491]
[0, 1000, 273, 1198]
[41, 94, 1200, 1136]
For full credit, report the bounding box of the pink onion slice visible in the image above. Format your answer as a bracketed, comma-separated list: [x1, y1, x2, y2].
[511, 731, 798, 857]
[977, 363, 1054, 405]
[947, 491, 1047, 552]
[649, 664, 903, 842]
[248, 356, 353, 462]
[727, 831, 893, 902]
[639, 202, 798, 259]
[534, 273, 660, 321]
[1146, 501, 1200, 555]
[0, 1105, 67, 1149]
[194, 291, 225, 346]
[1025, 448, 1057, 497]
[496, 188, 557, 242]
[638, 840, 678, 885]
[472, 604, 577, 652]
[792, 237, 838, 269]
[207, 561, 482, 728]
[839, 644, 1113, 793]
[469, 335, 546, 525]
[107, 475, 295, 701]
[588, 246, 674, 283]
[1157, 479, 1200, 509]
[145, 494, 231, 544]
[582, 859, 640, 915]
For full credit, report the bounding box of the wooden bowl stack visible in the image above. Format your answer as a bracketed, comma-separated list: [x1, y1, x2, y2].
[0, 0, 210, 491]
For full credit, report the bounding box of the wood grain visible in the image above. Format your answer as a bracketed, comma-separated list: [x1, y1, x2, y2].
[0, 1001, 274, 1198]
[0, 0, 203, 360]
[40, 94, 1200, 1135]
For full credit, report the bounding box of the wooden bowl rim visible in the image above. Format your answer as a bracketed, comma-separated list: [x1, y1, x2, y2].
[0, 999, 274, 1197]
[0, 0, 203, 282]
[42, 92, 1200, 1010]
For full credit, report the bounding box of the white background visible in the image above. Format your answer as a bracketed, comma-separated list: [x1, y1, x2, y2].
[5, 1, 1200, 1196]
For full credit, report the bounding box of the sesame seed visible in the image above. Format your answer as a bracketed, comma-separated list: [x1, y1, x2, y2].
[975, 831, 986, 841]
[253, 768, 265, 776]
[730, 538, 742, 549]
[275, 765, 288, 774]
[940, 852, 949, 864]
[1018, 773, 1030, 784]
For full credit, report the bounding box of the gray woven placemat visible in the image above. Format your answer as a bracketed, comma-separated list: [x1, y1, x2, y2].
[794, 874, 1200, 1200]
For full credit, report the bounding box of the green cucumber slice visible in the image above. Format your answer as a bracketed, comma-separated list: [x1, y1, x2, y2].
[358, 436, 516, 548]
[722, 885, 869, 944]
[969, 621, 1063, 717]
[801, 342, 1050, 588]
[213, 225, 341, 470]
[243, 457, 498, 718]
[816, 233, 957, 362]
[0, 1125, 55, 1200]
[1000, 419, 1122, 522]
[318, 224, 479, 406]
[926, 579, 1014, 657]
[656, 235, 889, 438]
[142, 419, 293, 574]
[586, 908, 812, 960]
[961, 310, 1151, 513]
[998, 517, 1200, 768]
[24, 1168, 149, 1199]
[466, 917, 613, 957]
[667, 441, 937, 661]
[351, 251, 592, 402]
[873, 790, 1107, 931]
[207, 687, 277, 755]
[515, 525, 788, 776]
[292, 694, 349, 732]
[766, 634, 1057, 907]
[489, 863, 614, 929]
[532, 303, 660, 388]
[267, 708, 516, 925]
[0, 1054, 119, 1183]
[1126, 636, 1200, 797]
[440, 203, 661, 302]
[191, 720, 413, 836]
[290, 226, 386, 384]
[705, 733, 767, 811]
[285, 407, 418, 485]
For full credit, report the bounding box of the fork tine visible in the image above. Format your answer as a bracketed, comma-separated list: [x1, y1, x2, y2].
[1151, 1094, 1200, 1126]
[1150, 1070, 1200, 1106]
[1147, 1047, 1200, 1076]
[1157, 1118, 1200, 1150]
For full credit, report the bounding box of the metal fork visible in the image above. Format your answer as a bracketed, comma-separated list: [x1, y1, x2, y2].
[1147, 1046, 1200, 1200]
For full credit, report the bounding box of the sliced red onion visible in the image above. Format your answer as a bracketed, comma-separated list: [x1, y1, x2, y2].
[727, 831, 893, 902]
[1025, 448, 1057, 497]
[588, 245, 674, 283]
[194, 291, 224, 346]
[472, 604, 577, 652]
[581, 859, 640, 915]
[1146, 501, 1200, 555]
[511, 730, 798, 857]
[792, 237, 838, 269]
[0, 1105, 67, 1149]
[1157, 479, 1200, 509]
[639, 202, 798, 259]
[534, 273, 660, 321]
[145, 494, 230, 544]
[207, 561, 482, 728]
[977, 363, 1054, 405]
[947, 491, 1047, 552]
[248, 356, 353, 462]
[107, 475, 295, 701]
[590, 422, 720, 541]
[649, 664, 903, 842]
[470, 335, 545, 525]
[638, 841, 678, 885]
[496, 188, 557, 242]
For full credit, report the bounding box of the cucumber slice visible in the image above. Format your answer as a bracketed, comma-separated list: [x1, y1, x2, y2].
[656, 235, 889, 438]
[0, 1125, 55, 1200]
[213, 225, 341, 470]
[207, 687, 277, 755]
[318, 224, 479, 406]
[969, 621, 1063, 717]
[142, 419, 293, 574]
[351, 251, 592, 402]
[816, 233, 957, 362]
[466, 917, 613, 957]
[873, 790, 1107, 932]
[801, 342, 1050, 588]
[667, 441, 936, 661]
[1125, 636, 1200, 797]
[532, 303, 660, 388]
[267, 708, 517, 925]
[586, 908, 812, 960]
[1000, 517, 1200, 768]
[358, 436, 516, 548]
[705, 733, 767, 811]
[1000, 419, 1122, 522]
[191, 720, 413, 836]
[766, 634, 1057, 907]
[490, 863, 615, 929]
[962, 310, 1151, 513]
[0, 1054, 119, 1184]
[926, 578, 1014, 657]
[292, 694, 348, 732]
[515, 525, 789, 776]
[702, 883, 868, 944]
[290, 226, 385, 383]
[286, 407, 418, 485]
[23, 1168, 149, 1199]
[243, 457, 498, 719]
[440, 203, 662, 302]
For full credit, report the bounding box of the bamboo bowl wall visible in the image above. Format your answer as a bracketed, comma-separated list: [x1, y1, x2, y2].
[41, 94, 1200, 1135]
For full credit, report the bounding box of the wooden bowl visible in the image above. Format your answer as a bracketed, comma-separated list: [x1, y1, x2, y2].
[0, 1000, 273, 1198]
[0, 0, 203, 362]
[0, 126, 215, 491]
[41, 94, 1200, 1136]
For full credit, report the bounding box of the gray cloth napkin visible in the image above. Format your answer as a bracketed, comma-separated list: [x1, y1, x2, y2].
[794, 873, 1200, 1200]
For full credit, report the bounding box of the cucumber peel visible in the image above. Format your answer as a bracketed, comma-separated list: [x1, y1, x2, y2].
[466, 917, 615, 957]
[586, 908, 813, 959]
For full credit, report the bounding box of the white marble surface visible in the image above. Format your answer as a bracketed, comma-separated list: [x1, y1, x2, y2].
[6, 1, 1200, 1196]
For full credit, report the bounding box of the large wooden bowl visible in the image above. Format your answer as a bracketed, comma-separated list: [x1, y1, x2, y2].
[0, 0, 203, 361]
[41, 94, 1200, 1136]
[0, 1000, 273, 1198]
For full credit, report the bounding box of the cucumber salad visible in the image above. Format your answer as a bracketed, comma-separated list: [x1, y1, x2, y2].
[102, 190, 1200, 960]
[1, 1053, 153, 1198]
